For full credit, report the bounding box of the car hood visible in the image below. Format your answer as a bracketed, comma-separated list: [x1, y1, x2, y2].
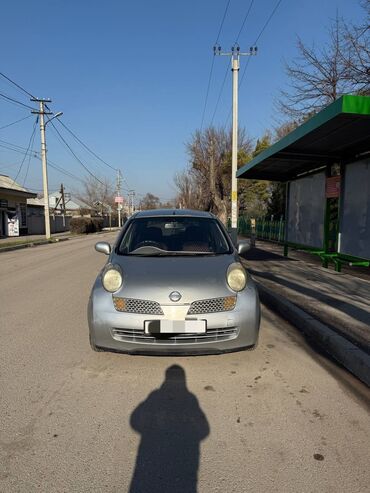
[109, 253, 239, 304]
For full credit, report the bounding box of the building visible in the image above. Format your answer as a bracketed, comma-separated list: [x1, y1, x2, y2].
[0, 174, 36, 237]
[48, 191, 94, 216]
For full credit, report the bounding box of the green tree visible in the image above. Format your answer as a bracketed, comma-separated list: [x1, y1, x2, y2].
[238, 133, 271, 218]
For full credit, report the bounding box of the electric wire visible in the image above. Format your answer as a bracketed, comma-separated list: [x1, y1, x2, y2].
[55, 119, 117, 171]
[48, 121, 106, 185]
[22, 118, 38, 186]
[235, 0, 254, 43]
[200, 0, 231, 130]
[0, 92, 36, 111]
[224, 0, 284, 127]
[0, 115, 32, 130]
[239, 0, 283, 89]
[0, 140, 85, 184]
[209, 0, 254, 126]
[10, 119, 38, 187]
[0, 72, 36, 99]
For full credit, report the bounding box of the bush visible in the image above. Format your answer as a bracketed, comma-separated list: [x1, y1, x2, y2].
[91, 217, 104, 232]
[70, 217, 104, 234]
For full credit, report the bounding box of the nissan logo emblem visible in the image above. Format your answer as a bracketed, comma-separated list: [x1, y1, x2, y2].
[169, 291, 182, 302]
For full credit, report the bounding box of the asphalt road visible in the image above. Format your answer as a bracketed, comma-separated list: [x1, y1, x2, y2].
[0, 233, 369, 493]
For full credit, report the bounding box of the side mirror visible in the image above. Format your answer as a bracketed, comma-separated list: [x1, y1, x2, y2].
[95, 241, 111, 255]
[237, 240, 251, 256]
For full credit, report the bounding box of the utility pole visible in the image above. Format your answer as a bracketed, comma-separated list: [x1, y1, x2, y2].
[214, 44, 257, 244]
[60, 183, 66, 228]
[115, 169, 122, 228]
[127, 190, 135, 216]
[31, 99, 63, 239]
[31, 98, 52, 239]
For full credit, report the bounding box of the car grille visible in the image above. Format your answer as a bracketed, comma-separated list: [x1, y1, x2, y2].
[187, 296, 236, 315]
[113, 298, 164, 315]
[111, 327, 238, 345]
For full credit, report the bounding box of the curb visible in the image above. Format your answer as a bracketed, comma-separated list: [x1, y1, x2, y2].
[0, 237, 70, 253]
[256, 281, 370, 387]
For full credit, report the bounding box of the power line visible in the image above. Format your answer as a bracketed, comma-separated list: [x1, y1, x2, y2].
[210, 61, 230, 125]
[200, 0, 231, 130]
[0, 115, 32, 130]
[55, 119, 117, 171]
[208, 1, 254, 127]
[0, 72, 36, 99]
[224, 0, 284, 127]
[235, 0, 254, 43]
[239, 0, 283, 88]
[11, 119, 37, 186]
[0, 92, 36, 111]
[0, 140, 85, 184]
[48, 120, 106, 185]
[22, 118, 38, 186]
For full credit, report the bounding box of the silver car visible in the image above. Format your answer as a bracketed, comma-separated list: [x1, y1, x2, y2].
[88, 209, 260, 355]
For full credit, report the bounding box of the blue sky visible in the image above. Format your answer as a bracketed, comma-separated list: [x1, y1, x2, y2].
[0, 0, 365, 202]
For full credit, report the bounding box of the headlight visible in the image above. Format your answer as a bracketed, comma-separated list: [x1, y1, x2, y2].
[102, 265, 122, 292]
[227, 263, 247, 292]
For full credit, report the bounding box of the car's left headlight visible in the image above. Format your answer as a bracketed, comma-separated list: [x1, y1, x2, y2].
[102, 265, 123, 292]
[227, 263, 247, 292]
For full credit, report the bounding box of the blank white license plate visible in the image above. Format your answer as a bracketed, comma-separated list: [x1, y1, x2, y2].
[145, 320, 206, 334]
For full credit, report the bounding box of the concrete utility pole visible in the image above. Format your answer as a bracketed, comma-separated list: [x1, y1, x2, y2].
[60, 183, 66, 227]
[115, 169, 122, 228]
[128, 190, 135, 216]
[31, 99, 62, 239]
[214, 44, 257, 244]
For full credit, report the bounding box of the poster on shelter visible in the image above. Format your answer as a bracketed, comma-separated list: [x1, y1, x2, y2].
[340, 159, 370, 259]
[7, 211, 19, 237]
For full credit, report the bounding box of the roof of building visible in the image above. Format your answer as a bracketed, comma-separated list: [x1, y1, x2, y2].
[27, 197, 44, 207]
[236, 95, 370, 182]
[0, 174, 37, 198]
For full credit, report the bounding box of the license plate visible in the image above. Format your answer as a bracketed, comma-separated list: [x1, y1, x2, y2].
[145, 320, 206, 334]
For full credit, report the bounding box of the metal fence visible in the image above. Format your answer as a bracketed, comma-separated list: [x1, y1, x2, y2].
[238, 216, 285, 243]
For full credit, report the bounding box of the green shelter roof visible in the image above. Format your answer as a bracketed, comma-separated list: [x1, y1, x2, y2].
[237, 95, 370, 181]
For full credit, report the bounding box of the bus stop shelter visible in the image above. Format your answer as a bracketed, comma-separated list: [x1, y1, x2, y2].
[236, 95, 370, 271]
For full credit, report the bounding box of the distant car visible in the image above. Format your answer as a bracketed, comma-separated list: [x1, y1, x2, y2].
[88, 209, 260, 355]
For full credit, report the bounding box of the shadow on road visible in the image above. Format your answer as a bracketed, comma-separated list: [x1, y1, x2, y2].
[129, 365, 210, 493]
[242, 247, 296, 262]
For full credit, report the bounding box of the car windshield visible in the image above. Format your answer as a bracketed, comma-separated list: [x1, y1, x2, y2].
[117, 216, 231, 255]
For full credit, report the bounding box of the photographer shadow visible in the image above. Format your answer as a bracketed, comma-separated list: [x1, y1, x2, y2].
[129, 365, 210, 493]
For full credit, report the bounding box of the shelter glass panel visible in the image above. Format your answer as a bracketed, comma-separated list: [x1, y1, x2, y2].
[287, 172, 325, 248]
[339, 159, 370, 259]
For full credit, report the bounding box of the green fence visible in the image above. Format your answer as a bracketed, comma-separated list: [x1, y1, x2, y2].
[238, 217, 285, 243]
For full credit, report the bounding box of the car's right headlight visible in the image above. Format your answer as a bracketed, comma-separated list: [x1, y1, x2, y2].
[227, 263, 247, 292]
[102, 265, 123, 292]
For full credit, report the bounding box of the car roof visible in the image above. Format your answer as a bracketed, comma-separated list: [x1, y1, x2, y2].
[133, 208, 214, 219]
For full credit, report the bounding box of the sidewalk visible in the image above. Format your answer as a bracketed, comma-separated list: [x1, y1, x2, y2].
[242, 240, 370, 385]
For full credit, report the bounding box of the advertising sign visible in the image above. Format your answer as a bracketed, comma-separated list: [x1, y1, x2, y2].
[115, 196, 124, 204]
[326, 176, 341, 198]
[7, 211, 19, 237]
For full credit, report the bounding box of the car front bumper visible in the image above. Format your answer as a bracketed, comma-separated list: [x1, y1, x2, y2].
[88, 283, 260, 355]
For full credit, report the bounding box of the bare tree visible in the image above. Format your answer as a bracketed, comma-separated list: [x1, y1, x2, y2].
[174, 170, 202, 210]
[278, 17, 352, 118]
[75, 176, 115, 210]
[182, 126, 253, 224]
[139, 193, 161, 210]
[341, 0, 370, 93]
